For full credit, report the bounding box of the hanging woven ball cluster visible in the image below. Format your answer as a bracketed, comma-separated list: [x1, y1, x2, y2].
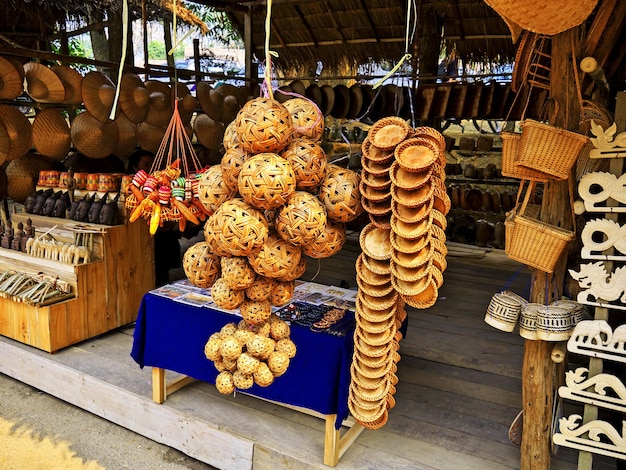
[189, 94, 362, 393]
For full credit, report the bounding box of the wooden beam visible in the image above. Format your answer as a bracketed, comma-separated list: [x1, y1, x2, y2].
[359, 0, 381, 43]
[293, 4, 318, 48]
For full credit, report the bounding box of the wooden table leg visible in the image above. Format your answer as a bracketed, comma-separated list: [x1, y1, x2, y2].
[323, 414, 365, 467]
[152, 367, 166, 404]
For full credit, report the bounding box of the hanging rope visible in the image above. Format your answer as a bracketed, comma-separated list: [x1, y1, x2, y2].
[263, 0, 277, 101]
[109, 0, 129, 120]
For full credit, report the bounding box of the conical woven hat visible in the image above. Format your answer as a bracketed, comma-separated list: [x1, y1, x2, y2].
[347, 84, 364, 119]
[305, 83, 324, 110]
[119, 73, 150, 124]
[0, 122, 8, 165]
[331, 84, 351, 119]
[23, 62, 65, 103]
[137, 122, 166, 154]
[0, 104, 32, 162]
[0, 56, 24, 100]
[320, 84, 335, 116]
[82, 71, 116, 123]
[144, 81, 173, 127]
[32, 108, 71, 160]
[172, 83, 197, 123]
[113, 112, 139, 159]
[71, 111, 119, 159]
[51, 66, 83, 105]
[194, 113, 225, 151]
[197, 81, 224, 121]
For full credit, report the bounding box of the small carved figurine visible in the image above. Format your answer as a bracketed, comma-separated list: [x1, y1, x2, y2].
[1, 221, 13, 249]
[88, 193, 108, 224]
[11, 222, 24, 251]
[42, 190, 62, 217]
[52, 192, 71, 218]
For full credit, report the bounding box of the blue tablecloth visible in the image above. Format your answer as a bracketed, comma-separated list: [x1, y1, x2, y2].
[131, 292, 355, 428]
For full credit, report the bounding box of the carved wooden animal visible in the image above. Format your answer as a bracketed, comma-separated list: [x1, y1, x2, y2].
[98, 192, 120, 225]
[67, 199, 80, 220]
[88, 193, 108, 224]
[24, 189, 43, 214]
[569, 262, 626, 303]
[32, 188, 53, 215]
[52, 192, 71, 218]
[42, 190, 62, 217]
[74, 193, 95, 222]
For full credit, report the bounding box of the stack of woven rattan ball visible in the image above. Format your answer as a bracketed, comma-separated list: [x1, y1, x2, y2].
[183, 94, 363, 393]
[349, 117, 450, 429]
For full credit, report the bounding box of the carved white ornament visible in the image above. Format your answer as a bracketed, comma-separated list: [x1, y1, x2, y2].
[567, 320, 626, 362]
[553, 415, 626, 460]
[569, 262, 626, 311]
[589, 121, 626, 159]
[581, 218, 626, 260]
[578, 172, 626, 213]
[559, 367, 626, 413]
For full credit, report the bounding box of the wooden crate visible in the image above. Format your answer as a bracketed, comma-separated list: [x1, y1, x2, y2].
[0, 213, 154, 352]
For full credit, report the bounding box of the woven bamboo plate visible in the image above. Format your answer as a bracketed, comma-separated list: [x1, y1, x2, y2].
[401, 277, 439, 309]
[389, 161, 432, 190]
[353, 351, 395, 378]
[356, 273, 394, 297]
[433, 185, 451, 215]
[360, 252, 392, 275]
[361, 196, 392, 216]
[359, 179, 392, 203]
[368, 116, 411, 151]
[361, 153, 393, 177]
[390, 197, 433, 224]
[390, 257, 432, 281]
[350, 372, 391, 401]
[412, 126, 446, 153]
[350, 363, 391, 390]
[361, 137, 394, 164]
[391, 181, 434, 208]
[355, 322, 396, 347]
[390, 213, 432, 240]
[356, 313, 397, 335]
[361, 169, 391, 190]
[356, 253, 391, 286]
[368, 213, 392, 230]
[355, 294, 397, 322]
[390, 229, 430, 253]
[391, 271, 431, 297]
[358, 289, 398, 311]
[359, 223, 392, 260]
[431, 209, 448, 230]
[394, 137, 440, 172]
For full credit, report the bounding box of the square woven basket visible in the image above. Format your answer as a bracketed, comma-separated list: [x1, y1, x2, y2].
[501, 131, 551, 182]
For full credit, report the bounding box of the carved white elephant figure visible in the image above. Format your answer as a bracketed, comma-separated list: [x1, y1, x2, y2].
[571, 320, 613, 346]
[609, 324, 626, 351]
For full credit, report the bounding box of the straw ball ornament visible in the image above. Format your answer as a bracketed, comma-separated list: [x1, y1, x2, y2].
[267, 350, 290, 376]
[319, 164, 363, 223]
[144, 80, 173, 127]
[240, 299, 272, 325]
[215, 371, 235, 394]
[254, 362, 275, 387]
[210, 198, 269, 257]
[235, 97, 293, 154]
[81, 71, 116, 122]
[113, 112, 139, 159]
[270, 279, 296, 306]
[281, 138, 327, 190]
[50, 65, 83, 106]
[276, 191, 327, 246]
[237, 352, 261, 375]
[204, 336, 222, 362]
[275, 338, 297, 359]
[220, 323, 239, 338]
[118, 73, 150, 123]
[276, 255, 306, 283]
[0, 104, 32, 162]
[238, 153, 296, 210]
[232, 371, 253, 391]
[182, 241, 221, 288]
[221, 256, 256, 290]
[219, 335, 243, 361]
[220, 146, 248, 191]
[302, 219, 346, 259]
[71, 111, 119, 159]
[0, 56, 24, 100]
[247, 232, 302, 279]
[197, 165, 236, 213]
[270, 319, 291, 341]
[194, 113, 225, 151]
[283, 97, 324, 142]
[5, 152, 56, 203]
[245, 275, 275, 301]
[211, 277, 245, 310]
[23, 62, 65, 103]
[234, 327, 255, 347]
[249, 321, 272, 338]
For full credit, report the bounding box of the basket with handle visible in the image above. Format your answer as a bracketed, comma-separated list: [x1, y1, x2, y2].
[505, 180, 574, 273]
[501, 131, 551, 182]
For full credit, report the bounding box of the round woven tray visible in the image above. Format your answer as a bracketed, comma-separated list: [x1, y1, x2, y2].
[361, 196, 392, 216]
[198, 165, 237, 213]
[390, 213, 432, 240]
[248, 232, 302, 279]
[389, 161, 432, 190]
[238, 153, 296, 210]
[353, 349, 393, 370]
[319, 164, 363, 223]
[359, 223, 392, 260]
[391, 272, 431, 297]
[350, 363, 391, 390]
[182, 242, 222, 289]
[361, 153, 393, 177]
[276, 191, 327, 246]
[394, 137, 440, 172]
[400, 277, 439, 309]
[281, 138, 327, 190]
[390, 257, 432, 282]
[301, 220, 346, 259]
[360, 252, 392, 275]
[358, 289, 398, 311]
[368, 116, 411, 151]
[361, 170, 391, 191]
[368, 212, 392, 230]
[211, 198, 269, 257]
[356, 253, 391, 286]
[361, 137, 394, 164]
[390, 197, 433, 224]
[355, 296, 397, 324]
[391, 181, 434, 208]
[412, 126, 446, 153]
[235, 97, 293, 154]
[356, 273, 394, 297]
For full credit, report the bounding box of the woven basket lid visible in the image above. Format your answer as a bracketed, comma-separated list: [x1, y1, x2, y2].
[355, 321, 396, 347]
[82, 71, 116, 122]
[390, 212, 432, 240]
[356, 272, 394, 297]
[32, 108, 71, 160]
[390, 255, 432, 281]
[144, 81, 173, 127]
[331, 84, 351, 119]
[113, 112, 139, 159]
[282, 138, 327, 190]
[194, 113, 226, 151]
[361, 252, 391, 275]
[390, 229, 430, 254]
[276, 191, 327, 246]
[389, 161, 432, 190]
[23, 62, 65, 103]
[0, 104, 32, 162]
[358, 289, 398, 311]
[361, 152, 393, 177]
[319, 84, 335, 116]
[236, 97, 293, 154]
[137, 122, 166, 154]
[71, 111, 119, 159]
[391, 196, 433, 224]
[305, 83, 324, 110]
[359, 223, 392, 260]
[356, 253, 391, 286]
[484, 0, 598, 36]
[119, 73, 150, 124]
[5, 152, 55, 203]
[283, 97, 324, 142]
[368, 116, 410, 151]
[401, 276, 438, 309]
[51, 65, 83, 105]
[301, 219, 346, 259]
[0, 56, 24, 100]
[361, 195, 392, 216]
[394, 137, 439, 172]
[248, 232, 302, 279]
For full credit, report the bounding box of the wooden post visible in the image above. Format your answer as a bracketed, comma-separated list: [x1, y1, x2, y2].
[520, 27, 582, 469]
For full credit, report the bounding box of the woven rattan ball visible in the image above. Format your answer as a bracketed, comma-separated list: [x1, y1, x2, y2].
[235, 97, 293, 154]
[202, 217, 230, 257]
[232, 370, 254, 390]
[254, 362, 275, 387]
[247, 334, 271, 358]
[197, 165, 236, 213]
[302, 220, 347, 259]
[221, 256, 256, 290]
[281, 138, 327, 190]
[220, 146, 248, 191]
[213, 358, 227, 372]
[283, 97, 324, 141]
[220, 322, 238, 338]
[222, 120, 239, 151]
[248, 232, 302, 279]
[275, 338, 297, 359]
[276, 191, 327, 246]
[182, 242, 221, 288]
[222, 357, 238, 371]
[219, 335, 242, 360]
[240, 299, 272, 325]
[204, 336, 222, 361]
[211, 198, 269, 257]
[234, 327, 254, 346]
[236, 352, 261, 375]
[215, 371, 235, 394]
[211, 277, 245, 310]
[270, 280, 295, 306]
[250, 320, 272, 337]
[319, 164, 364, 223]
[238, 153, 296, 210]
[267, 350, 290, 376]
[276, 256, 307, 282]
[269, 319, 291, 341]
[245, 275, 275, 301]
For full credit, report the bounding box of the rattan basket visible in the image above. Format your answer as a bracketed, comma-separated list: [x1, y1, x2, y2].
[235, 97, 293, 154]
[484, 291, 524, 332]
[517, 120, 589, 180]
[501, 131, 550, 182]
[182, 242, 222, 289]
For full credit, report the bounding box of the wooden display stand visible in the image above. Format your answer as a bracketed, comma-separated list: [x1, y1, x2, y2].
[0, 212, 154, 352]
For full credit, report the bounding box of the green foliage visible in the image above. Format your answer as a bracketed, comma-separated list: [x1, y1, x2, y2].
[186, 2, 242, 48]
[148, 40, 185, 60]
[49, 36, 95, 74]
